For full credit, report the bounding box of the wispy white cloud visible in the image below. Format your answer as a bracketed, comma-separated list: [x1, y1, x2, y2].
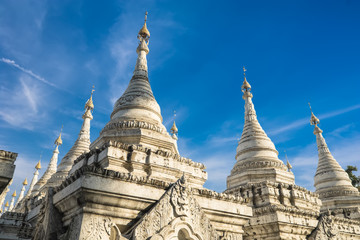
[268, 104, 360, 136]
[0, 75, 46, 130]
[108, 37, 135, 105]
[0, 57, 58, 89]
[328, 124, 354, 137]
[20, 78, 38, 112]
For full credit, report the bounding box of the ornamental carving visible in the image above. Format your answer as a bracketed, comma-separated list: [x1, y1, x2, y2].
[114, 90, 157, 109]
[221, 232, 242, 240]
[231, 160, 287, 174]
[308, 212, 339, 240]
[102, 120, 164, 134]
[170, 176, 190, 217]
[105, 140, 205, 169]
[126, 176, 221, 240]
[118, 94, 142, 105]
[81, 216, 113, 240]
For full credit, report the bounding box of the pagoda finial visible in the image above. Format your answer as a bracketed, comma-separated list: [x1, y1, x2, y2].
[23, 154, 42, 199]
[4, 201, 9, 213]
[35, 154, 42, 170]
[138, 11, 150, 41]
[309, 102, 320, 126]
[170, 110, 178, 140]
[85, 86, 95, 111]
[54, 126, 63, 146]
[134, 12, 150, 76]
[241, 66, 252, 95]
[15, 178, 28, 208]
[284, 150, 292, 172]
[309, 103, 322, 135]
[9, 191, 16, 211]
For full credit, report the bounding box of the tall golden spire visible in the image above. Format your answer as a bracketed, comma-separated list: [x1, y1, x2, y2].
[138, 11, 150, 40]
[23, 178, 28, 185]
[11, 191, 16, 197]
[5, 201, 9, 207]
[54, 126, 63, 146]
[85, 86, 95, 111]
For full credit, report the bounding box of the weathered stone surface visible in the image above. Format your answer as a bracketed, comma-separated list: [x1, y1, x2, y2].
[0, 150, 17, 199]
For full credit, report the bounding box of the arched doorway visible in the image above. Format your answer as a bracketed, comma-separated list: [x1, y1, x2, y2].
[177, 228, 193, 240]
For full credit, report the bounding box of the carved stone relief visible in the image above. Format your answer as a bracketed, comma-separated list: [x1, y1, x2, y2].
[127, 176, 220, 240]
[308, 212, 339, 240]
[80, 216, 113, 240]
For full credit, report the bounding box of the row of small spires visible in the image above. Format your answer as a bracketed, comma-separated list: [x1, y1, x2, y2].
[0, 87, 96, 214]
[0, 84, 180, 214]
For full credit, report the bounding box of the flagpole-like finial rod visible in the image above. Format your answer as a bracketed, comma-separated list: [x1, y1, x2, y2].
[309, 102, 320, 126]
[284, 150, 292, 172]
[243, 66, 247, 77]
[138, 11, 150, 40]
[170, 110, 178, 138]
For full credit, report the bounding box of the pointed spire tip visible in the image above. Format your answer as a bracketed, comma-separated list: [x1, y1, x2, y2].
[85, 86, 95, 110]
[35, 159, 41, 170]
[138, 11, 150, 39]
[170, 110, 178, 137]
[54, 126, 63, 146]
[309, 103, 320, 126]
[241, 66, 252, 98]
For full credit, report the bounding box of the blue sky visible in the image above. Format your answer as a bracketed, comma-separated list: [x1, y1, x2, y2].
[1, 1, 359, 205]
